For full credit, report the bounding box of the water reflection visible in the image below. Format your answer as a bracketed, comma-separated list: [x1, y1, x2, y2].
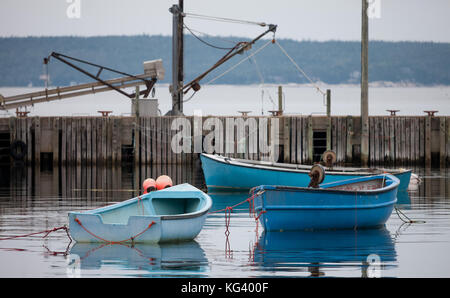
[2, 162, 206, 202]
[208, 192, 251, 213]
[253, 227, 397, 277]
[0, 164, 449, 277]
[69, 241, 209, 277]
[397, 191, 411, 205]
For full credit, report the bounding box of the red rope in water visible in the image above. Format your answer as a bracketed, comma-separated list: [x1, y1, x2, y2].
[209, 191, 266, 259]
[0, 226, 71, 241]
[74, 218, 155, 244]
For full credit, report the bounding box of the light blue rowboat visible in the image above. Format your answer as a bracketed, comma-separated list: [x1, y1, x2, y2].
[251, 173, 399, 231]
[200, 153, 411, 192]
[68, 183, 212, 243]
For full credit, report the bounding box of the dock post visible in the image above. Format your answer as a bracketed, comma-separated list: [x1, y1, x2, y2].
[326, 89, 331, 151]
[169, 0, 184, 115]
[278, 86, 283, 115]
[360, 0, 369, 167]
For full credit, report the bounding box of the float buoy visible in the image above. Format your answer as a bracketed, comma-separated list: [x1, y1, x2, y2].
[143, 178, 156, 194]
[156, 175, 173, 190]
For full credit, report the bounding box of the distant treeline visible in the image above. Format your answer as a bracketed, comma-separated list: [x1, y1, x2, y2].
[0, 35, 449, 86]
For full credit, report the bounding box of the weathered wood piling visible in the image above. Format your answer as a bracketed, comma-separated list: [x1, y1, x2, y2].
[1, 115, 449, 168]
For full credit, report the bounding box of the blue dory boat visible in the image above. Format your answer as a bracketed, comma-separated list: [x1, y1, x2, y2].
[68, 183, 212, 243]
[251, 173, 399, 231]
[200, 153, 411, 191]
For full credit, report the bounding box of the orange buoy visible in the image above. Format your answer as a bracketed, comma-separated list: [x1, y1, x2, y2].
[156, 175, 173, 190]
[143, 178, 156, 194]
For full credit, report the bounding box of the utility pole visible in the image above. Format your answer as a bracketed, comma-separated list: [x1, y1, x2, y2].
[360, 0, 369, 166]
[169, 0, 184, 115]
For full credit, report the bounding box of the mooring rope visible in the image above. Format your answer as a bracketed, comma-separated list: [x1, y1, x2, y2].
[394, 206, 426, 224]
[0, 225, 71, 242]
[74, 218, 155, 244]
[209, 190, 266, 239]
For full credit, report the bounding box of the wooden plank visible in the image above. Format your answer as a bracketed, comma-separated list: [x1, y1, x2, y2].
[341, 117, 347, 164]
[410, 118, 415, 165]
[375, 117, 381, 165]
[156, 117, 162, 165]
[162, 117, 168, 165]
[394, 117, 400, 165]
[425, 116, 432, 167]
[326, 116, 331, 151]
[331, 117, 337, 155]
[141, 117, 146, 165]
[34, 117, 41, 165]
[53, 118, 60, 166]
[61, 118, 66, 166]
[414, 118, 420, 165]
[405, 118, 411, 165]
[296, 117, 302, 164]
[283, 117, 290, 163]
[81, 118, 87, 166]
[346, 116, 353, 163]
[289, 117, 295, 164]
[400, 117, 405, 165]
[302, 116, 308, 163]
[307, 116, 313, 164]
[134, 117, 140, 166]
[77, 118, 82, 165]
[419, 117, 425, 165]
[446, 116, 450, 165]
[70, 118, 76, 165]
[101, 118, 107, 165]
[387, 117, 395, 165]
[440, 117, 446, 167]
[26, 118, 32, 165]
[383, 117, 388, 163]
[369, 117, 374, 166]
[113, 118, 119, 165]
[92, 117, 97, 166]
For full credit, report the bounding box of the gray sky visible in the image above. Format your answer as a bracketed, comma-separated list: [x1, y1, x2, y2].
[1, 0, 450, 42]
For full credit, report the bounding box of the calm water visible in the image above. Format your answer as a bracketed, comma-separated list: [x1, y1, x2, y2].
[1, 85, 449, 117]
[0, 163, 449, 278]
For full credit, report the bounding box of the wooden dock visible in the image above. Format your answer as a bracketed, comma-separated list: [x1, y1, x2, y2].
[1, 115, 449, 168]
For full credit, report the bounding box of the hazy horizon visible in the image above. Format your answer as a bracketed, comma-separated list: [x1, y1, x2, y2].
[1, 0, 450, 42]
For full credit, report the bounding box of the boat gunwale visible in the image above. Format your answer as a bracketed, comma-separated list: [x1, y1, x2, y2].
[68, 184, 212, 224]
[201, 153, 412, 176]
[251, 174, 400, 196]
[254, 198, 397, 211]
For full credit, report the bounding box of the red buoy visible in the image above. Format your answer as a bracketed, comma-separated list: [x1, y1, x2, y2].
[156, 175, 173, 190]
[143, 178, 156, 194]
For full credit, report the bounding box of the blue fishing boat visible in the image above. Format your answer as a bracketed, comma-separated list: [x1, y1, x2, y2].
[200, 153, 411, 191]
[251, 173, 399, 231]
[68, 183, 212, 243]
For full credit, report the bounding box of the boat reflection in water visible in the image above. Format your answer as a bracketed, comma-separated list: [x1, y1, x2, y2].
[397, 191, 411, 205]
[69, 240, 209, 277]
[252, 227, 397, 277]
